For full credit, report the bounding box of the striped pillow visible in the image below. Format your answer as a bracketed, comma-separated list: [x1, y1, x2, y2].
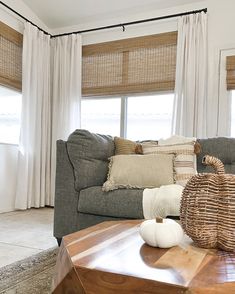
[142, 142, 197, 186]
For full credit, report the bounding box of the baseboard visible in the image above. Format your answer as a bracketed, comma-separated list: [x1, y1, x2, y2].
[0, 207, 16, 213]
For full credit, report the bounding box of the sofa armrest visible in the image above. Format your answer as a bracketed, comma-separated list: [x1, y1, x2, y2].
[53, 140, 80, 239]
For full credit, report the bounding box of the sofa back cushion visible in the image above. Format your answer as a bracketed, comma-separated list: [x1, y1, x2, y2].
[67, 129, 115, 191]
[197, 137, 235, 174]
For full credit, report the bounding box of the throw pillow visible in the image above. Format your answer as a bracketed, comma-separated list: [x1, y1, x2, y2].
[142, 142, 196, 186]
[158, 135, 196, 146]
[114, 136, 142, 155]
[158, 135, 201, 154]
[102, 154, 175, 192]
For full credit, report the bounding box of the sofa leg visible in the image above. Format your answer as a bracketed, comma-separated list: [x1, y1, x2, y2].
[56, 237, 62, 246]
[167, 215, 180, 220]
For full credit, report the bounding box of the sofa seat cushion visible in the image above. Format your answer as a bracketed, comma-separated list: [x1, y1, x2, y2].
[78, 186, 144, 219]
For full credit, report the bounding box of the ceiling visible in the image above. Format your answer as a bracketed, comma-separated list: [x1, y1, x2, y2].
[21, 0, 201, 29]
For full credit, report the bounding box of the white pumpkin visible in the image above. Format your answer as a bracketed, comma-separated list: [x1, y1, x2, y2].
[139, 217, 184, 248]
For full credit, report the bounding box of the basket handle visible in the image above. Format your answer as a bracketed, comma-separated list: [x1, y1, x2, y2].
[202, 155, 225, 174]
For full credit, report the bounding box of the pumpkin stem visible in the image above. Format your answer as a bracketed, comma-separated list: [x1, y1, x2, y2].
[202, 155, 225, 174]
[156, 217, 163, 223]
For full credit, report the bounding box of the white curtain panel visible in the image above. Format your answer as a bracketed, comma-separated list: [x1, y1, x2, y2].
[172, 12, 208, 138]
[15, 23, 52, 209]
[51, 34, 82, 203]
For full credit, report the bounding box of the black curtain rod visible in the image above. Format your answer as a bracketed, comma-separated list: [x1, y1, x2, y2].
[52, 8, 207, 38]
[0, 1, 207, 38]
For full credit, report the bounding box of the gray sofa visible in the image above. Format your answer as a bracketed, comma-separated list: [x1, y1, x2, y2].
[53, 129, 235, 243]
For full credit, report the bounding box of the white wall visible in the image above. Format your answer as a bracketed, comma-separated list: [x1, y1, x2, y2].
[1, 0, 235, 212]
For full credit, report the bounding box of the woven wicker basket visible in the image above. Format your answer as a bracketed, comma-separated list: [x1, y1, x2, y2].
[180, 155, 235, 252]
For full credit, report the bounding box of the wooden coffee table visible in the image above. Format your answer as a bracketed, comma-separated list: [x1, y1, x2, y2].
[52, 220, 235, 293]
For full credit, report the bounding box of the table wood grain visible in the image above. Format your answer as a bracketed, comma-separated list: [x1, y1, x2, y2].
[52, 220, 235, 293]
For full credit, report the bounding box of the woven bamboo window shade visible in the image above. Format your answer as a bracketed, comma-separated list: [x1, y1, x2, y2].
[82, 31, 177, 97]
[226, 55, 235, 90]
[0, 21, 23, 91]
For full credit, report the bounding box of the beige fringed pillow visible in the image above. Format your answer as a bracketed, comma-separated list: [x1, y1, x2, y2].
[114, 137, 143, 155]
[142, 142, 196, 186]
[102, 154, 174, 192]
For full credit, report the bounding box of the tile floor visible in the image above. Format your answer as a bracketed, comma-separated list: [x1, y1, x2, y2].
[0, 207, 57, 268]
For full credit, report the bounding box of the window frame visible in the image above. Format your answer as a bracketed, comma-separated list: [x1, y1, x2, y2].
[231, 90, 235, 138]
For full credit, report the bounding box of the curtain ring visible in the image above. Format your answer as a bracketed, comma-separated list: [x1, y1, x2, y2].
[122, 25, 126, 32]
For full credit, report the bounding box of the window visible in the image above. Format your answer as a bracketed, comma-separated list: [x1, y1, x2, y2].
[0, 21, 22, 145]
[0, 86, 21, 144]
[81, 93, 174, 139]
[219, 51, 235, 137]
[0, 21, 22, 91]
[231, 90, 235, 137]
[81, 98, 121, 136]
[126, 94, 173, 140]
[82, 32, 177, 97]
[225, 54, 235, 137]
[81, 32, 176, 139]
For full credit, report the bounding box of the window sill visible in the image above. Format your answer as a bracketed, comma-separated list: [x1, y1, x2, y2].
[0, 142, 19, 147]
